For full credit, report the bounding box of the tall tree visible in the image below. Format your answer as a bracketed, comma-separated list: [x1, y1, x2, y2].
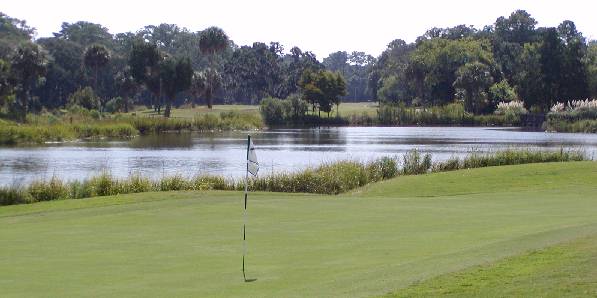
[587, 41, 597, 98]
[115, 67, 138, 112]
[9, 43, 48, 121]
[84, 44, 110, 99]
[199, 26, 228, 108]
[538, 27, 564, 110]
[453, 62, 494, 113]
[0, 13, 35, 59]
[36, 38, 85, 108]
[299, 69, 347, 116]
[54, 21, 113, 47]
[0, 59, 12, 106]
[129, 40, 162, 112]
[557, 20, 589, 100]
[159, 56, 192, 117]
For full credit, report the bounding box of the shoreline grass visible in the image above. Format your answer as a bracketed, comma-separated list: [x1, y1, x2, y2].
[1, 149, 587, 206]
[0, 110, 263, 145]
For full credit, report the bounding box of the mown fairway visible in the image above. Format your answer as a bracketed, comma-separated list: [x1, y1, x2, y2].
[1, 162, 597, 297]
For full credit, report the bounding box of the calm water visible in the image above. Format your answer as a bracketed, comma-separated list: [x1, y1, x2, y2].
[1, 127, 597, 185]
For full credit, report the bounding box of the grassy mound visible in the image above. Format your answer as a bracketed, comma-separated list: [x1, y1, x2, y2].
[1, 162, 597, 297]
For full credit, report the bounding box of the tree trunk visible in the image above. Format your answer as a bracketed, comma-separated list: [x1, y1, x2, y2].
[164, 100, 171, 118]
[124, 96, 129, 113]
[208, 85, 213, 109]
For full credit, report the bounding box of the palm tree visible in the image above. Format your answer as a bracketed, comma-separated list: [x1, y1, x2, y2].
[115, 67, 138, 113]
[199, 26, 228, 109]
[84, 44, 110, 108]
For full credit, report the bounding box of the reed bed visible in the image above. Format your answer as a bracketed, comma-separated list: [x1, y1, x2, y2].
[0, 110, 263, 145]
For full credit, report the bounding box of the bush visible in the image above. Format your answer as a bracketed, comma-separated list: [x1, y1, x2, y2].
[0, 186, 32, 205]
[28, 177, 68, 202]
[402, 149, 432, 175]
[159, 174, 189, 191]
[367, 156, 398, 182]
[68, 87, 100, 110]
[105, 97, 124, 113]
[260, 97, 286, 125]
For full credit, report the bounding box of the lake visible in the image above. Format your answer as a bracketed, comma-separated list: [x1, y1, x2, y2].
[1, 127, 597, 185]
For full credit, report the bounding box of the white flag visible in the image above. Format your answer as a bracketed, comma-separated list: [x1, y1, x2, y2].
[247, 137, 259, 176]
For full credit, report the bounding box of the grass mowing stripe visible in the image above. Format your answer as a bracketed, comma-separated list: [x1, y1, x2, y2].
[385, 233, 597, 297]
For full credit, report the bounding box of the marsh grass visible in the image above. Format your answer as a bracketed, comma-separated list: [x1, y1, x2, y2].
[129, 111, 262, 134]
[376, 103, 513, 126]
[0, 149, 588, 205]
[0, 110, 262, 145]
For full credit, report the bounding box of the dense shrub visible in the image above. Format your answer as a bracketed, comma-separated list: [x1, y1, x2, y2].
[402, 149, 432, 175]
[68, 87, 100, 110]
[260, 96, 345, 127]
[546, 99, 597, 132]
[376, 102, 512, 126]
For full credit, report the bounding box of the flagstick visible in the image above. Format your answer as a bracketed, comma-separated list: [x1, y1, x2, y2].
[242, 135, 250, 282]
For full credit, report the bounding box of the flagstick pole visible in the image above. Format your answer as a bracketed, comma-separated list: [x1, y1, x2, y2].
[242, 135, 250, 282]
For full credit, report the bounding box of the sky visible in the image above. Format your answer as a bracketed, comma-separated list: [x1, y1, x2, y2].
[3, 0, 597, 59]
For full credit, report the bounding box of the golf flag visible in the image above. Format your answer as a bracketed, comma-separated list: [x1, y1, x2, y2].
[242, 135, 258, 282]
[247, 137, 259, 177]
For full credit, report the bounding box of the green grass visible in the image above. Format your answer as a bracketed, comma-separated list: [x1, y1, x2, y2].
[333, 102, 378, 117]
[1, 162, 597, 297]
[386, 235, 597, 297]
[131, 104, 261, 119]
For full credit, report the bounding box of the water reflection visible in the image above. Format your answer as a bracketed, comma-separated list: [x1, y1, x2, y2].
[1, 127, 597, 185]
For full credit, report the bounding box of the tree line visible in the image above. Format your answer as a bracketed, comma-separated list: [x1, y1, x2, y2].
[370, 10, 597, 113]
[0, 9, 596, 121]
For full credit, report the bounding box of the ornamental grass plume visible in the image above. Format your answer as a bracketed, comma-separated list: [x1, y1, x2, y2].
[495, 100, 528, 115]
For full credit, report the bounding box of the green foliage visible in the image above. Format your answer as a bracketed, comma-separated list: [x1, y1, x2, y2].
[160, 56, 193, 117]
[377, 75, 410, 104]
[0, 186, 31, 205]
[0, 117, 138, 145]
[453, 62, 494, 113]
[68, 87, 100, 110]
[104, 97, 123, 113]
[489, 80, 517, 106]
[432, 149, 586, 172]
[260, 96, 343, 127]
[376, 102, 511, 126]
[9, 42, 48, 121]
[259, 97, 286, 125]
[402, 149, 432, 175]
[406, 38, 497, 106]
[299, 69, 347, 115]
[28, 177, 68, 202]
[199, 27, 229, 56]
[544, 118, 597, 133]
[128, 110, 261, 134]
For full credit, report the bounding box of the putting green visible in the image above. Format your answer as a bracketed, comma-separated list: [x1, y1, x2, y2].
[1, 162, 596, 297]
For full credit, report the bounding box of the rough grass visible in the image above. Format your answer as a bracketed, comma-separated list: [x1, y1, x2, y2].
[1, 162, 597, 297]
[545, 118, 597, 133]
